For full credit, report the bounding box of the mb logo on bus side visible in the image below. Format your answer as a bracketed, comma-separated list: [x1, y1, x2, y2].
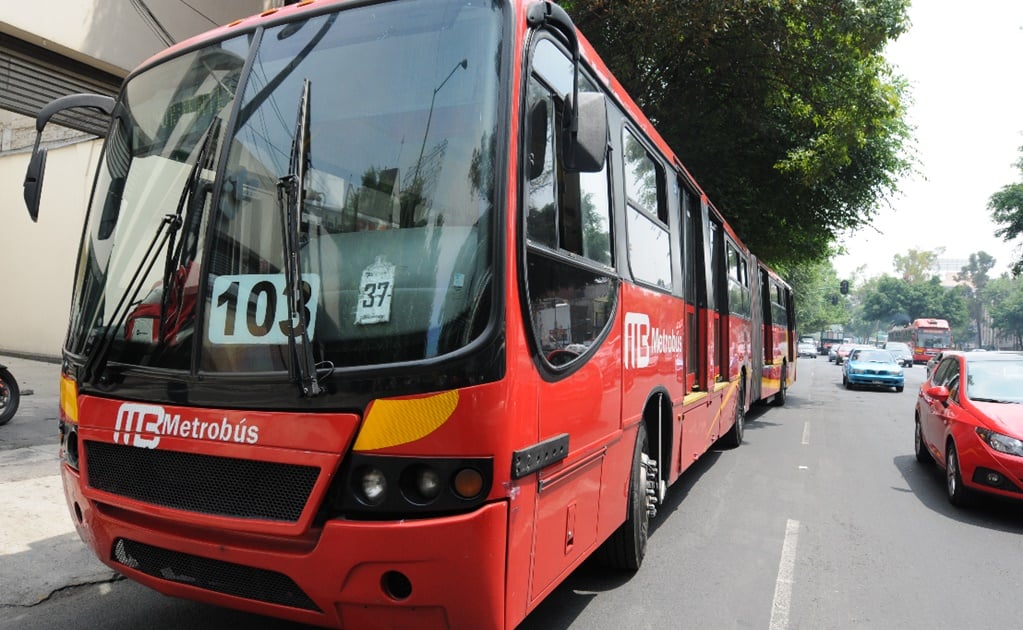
[625, 312, 683, 370]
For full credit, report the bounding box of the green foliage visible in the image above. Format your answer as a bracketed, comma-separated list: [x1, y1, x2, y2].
[859, 274, 967, 330]
[562, 0, 913, 268]
[989, 147, 1023, 274]
[786, 258, 849, 334]
[955, 251, 997, 348]
[987, 275, 1023, 349]
[892, 248, 943, 283]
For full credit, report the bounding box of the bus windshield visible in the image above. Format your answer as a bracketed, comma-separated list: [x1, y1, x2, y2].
[68, 0, 502, 375]
[918, 329, 951, 348]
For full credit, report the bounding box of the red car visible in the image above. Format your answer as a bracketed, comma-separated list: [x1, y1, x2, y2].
[915, 351, 1023, 505]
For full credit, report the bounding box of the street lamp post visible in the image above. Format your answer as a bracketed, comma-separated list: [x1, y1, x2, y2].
[413, 58, 468, 187]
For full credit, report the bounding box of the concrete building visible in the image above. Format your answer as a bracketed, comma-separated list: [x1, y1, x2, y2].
[0, 1, 278, 358]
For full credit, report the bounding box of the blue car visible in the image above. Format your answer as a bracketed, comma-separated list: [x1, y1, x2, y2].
[843, 348, 905, 392]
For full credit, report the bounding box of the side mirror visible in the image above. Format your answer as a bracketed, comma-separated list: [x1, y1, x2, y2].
[23, 148, 49, 222]
[563, 92, 607, 173]
[925, 385, 950, 403]
[23, 93, 116, 221]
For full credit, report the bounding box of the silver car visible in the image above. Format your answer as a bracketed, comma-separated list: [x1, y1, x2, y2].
[883, 341, 914, 367]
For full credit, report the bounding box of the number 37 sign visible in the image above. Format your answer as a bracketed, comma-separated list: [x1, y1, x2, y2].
[209, 273, 321, 345]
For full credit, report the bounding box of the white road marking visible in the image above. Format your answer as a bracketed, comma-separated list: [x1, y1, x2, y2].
[769, 518, 800, 630]
[801, 421, 811, 445]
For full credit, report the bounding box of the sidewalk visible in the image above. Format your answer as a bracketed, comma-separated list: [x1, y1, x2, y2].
[0, 354, 118, 608]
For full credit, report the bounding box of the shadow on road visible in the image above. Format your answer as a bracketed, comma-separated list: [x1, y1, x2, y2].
[893, 453, 1023, 534]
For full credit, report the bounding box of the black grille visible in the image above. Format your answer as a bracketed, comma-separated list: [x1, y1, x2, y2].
[86, 441, 319, 522]
[112, 538, 320, 611]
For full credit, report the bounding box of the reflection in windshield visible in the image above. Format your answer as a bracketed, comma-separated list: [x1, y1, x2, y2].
[67, 0, 503, 376]
[68, 40, 247, 369]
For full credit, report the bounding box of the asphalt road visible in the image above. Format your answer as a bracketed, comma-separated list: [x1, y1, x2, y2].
[4, 357, 1023, 629]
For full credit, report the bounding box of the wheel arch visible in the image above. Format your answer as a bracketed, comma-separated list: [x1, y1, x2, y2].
[641, 387, 673, 496]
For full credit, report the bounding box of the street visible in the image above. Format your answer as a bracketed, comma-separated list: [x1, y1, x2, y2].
[4, 356, 1023, 629]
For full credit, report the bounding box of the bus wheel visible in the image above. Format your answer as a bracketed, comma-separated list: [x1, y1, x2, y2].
[772, 363, 788, 406]
[598, 423, 654, 570]
[719, 379, 745, 449]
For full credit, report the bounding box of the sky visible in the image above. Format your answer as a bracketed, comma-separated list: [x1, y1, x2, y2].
[832, 1, 1023, 281]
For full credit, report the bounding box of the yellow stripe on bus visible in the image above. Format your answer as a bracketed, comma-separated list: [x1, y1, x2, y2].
[354, 390, 459, 451]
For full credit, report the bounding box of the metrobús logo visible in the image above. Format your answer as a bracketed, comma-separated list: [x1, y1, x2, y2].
[624, 312, 683, 369]
[114, 403, 260, 449]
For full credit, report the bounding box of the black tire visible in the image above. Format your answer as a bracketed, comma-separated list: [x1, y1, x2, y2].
[719, 379, 746, 448]
[895, 386, 904, 393]
[598, 423, 652, 570]
[0, 368, 20, 427]
[914, 417, 933, 464]
[772, 364, 787, 407]
[945, 440, 972, 507]
[843, 374, 852, 389]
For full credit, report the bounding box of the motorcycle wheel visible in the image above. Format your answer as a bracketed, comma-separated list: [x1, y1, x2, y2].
[0, 368, 20, 426]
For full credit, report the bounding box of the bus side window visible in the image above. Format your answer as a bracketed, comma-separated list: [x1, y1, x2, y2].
[623, 128, 670, 289]
[523, 40, 616, 367]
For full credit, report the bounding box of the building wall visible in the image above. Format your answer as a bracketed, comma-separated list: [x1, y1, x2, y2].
[0, 139, 103, 358]
[0, 0, 274, 76]
[0, 1, 276, 358]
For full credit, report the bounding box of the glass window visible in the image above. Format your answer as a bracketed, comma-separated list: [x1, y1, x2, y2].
[726, 243, 748, 317]
[627, 207, 671, 289]
[623, 128, 669, 289]
[525, 40, 612, 266]
[524, 38, 616, 369]
[202, 1, 503, 371]
[623, 130, 665, 223]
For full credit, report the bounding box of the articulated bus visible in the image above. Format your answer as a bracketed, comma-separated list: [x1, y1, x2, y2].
[887, 318, 953, 364]
[23, 1, 795, 627]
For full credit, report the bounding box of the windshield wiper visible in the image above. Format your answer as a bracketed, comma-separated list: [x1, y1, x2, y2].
[160, 117, 221, 341]
[277, 79, 321, 397]
[82, 118, 221, 385]
[82, 213, 183, 385]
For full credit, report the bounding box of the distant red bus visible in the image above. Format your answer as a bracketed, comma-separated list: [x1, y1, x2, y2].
[888, 318, 953, 363]
[26, 1, 795, 627]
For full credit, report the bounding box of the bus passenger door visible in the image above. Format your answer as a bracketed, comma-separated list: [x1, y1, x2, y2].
[522, 42, 620, 601]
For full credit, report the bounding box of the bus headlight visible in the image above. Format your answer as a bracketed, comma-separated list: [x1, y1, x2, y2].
[354, 466, 388, 506]
[331, 454, 493, 519]
[401, 464, 442, 504]
[976, 428, 1023, 457]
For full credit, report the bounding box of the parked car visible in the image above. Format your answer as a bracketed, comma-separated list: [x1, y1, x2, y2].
[842, 348, 904, 392]
[797, 340, 817, 358]
[884, 341, 914, 367]
[915, 351, 1023, 506]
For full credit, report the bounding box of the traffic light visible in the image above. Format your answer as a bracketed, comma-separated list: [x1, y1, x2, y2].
[840, 280, 849, 294]
[831, 295, 838, 305]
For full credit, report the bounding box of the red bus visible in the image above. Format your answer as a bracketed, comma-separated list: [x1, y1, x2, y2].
[888, 318, 953, 363]
[24, 1, 795, 627]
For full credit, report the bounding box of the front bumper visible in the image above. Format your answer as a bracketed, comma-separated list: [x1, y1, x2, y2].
[955, 428, 1023, 498]
[62, 464, 509, 629]
[846, 372, 903, 389]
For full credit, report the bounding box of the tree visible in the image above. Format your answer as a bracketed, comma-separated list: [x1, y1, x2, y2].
[955, 251, 996, 348]
[988, 275, 1023, 350]
[892, 248, 943, 283]
[989, 146, 1023, 274]
[859, 275, 968, 332]
[787, 258, 849, 335]
[561, 0, 913, 268]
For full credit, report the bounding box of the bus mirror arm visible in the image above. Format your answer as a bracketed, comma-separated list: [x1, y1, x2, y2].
[23, 93, 116, 222]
